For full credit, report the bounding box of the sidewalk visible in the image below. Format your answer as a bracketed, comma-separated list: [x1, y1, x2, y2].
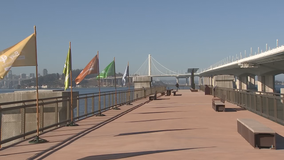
[1, 90, 284, 160]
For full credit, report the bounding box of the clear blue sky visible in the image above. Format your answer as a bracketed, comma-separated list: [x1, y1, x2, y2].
[1, 0, 284, 79]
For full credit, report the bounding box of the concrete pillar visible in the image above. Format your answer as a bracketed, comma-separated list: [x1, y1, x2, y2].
[236, 75, 248, 90]
[191, 70, 195, 89]
[257, 75, 275, 92]
[247, 75, 255, 90]
[186, 77, 189, 86]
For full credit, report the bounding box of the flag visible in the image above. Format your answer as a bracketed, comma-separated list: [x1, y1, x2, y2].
[0, 34, 36, 79]
[122, 64, 129, 86]
[75, 55, 99, 84]
[63, 47, 71, 90]
[97, 61, 115, 79]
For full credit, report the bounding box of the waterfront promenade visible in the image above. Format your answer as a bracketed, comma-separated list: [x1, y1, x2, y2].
[1, 90, 284, 160]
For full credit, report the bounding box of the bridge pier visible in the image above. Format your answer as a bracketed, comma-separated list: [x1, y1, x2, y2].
[236, 75, 248, 90]
[257, 75, 275, 92]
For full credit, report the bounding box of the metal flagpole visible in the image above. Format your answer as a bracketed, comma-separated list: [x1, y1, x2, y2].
[127, 62, 132, 105]
[97, 51, 105, 116]
[67, 42, 78, 126]
[113, 57, 120, 110]
[29, 26, 47, 144]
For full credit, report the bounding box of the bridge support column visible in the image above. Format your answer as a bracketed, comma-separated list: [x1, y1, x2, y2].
[247, 75, 256, 90]
[257, 75, 275, 92]
[214, 75, 234, 88]
[186, 77, 189, 86]
[191, 70, 195, 89]
[236, 75, 248, 90]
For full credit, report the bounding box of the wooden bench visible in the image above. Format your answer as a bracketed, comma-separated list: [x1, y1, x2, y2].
[149, 92, 157, 100]
[172, 90, 177, 96]
[237, 118, 276, 149]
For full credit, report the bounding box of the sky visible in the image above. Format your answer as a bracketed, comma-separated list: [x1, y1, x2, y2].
[1, 0, 284, 79]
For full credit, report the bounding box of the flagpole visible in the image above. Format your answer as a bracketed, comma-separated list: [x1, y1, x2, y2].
[67, 42, 78, 126]
[113, 57, 120, 110]
[29, 26, 47, 144]
[127, 62, 132, 105]
[97, 51, 105, 116]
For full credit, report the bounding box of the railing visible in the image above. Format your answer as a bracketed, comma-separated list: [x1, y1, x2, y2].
[199, 85, 284, 126]
[0, 86, 166, 148]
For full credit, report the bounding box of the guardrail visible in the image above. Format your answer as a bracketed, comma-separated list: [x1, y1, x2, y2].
[0, 86, 166, 148]
[199, 85, 284, 126]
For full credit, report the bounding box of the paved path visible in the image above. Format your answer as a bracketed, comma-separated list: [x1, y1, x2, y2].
[1, 90, 284, 160]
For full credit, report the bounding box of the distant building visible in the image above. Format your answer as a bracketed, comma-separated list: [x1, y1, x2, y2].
[20, 73, 26, 79]
[43, 69, 48, 76]
[8, 71, 12, 79]
[30, 73, 35, 79]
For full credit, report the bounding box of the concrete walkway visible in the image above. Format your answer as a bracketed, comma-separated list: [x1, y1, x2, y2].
[1, 90, 284, 160]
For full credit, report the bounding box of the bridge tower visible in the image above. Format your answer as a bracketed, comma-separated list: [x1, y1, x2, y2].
[148, 54, 151, 76]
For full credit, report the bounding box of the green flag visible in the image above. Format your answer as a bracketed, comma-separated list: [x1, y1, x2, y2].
[63, 48, 71, 90]
[97, 60, 115, 79]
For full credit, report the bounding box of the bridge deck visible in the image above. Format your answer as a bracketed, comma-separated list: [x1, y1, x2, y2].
[1, 91, 284, 160]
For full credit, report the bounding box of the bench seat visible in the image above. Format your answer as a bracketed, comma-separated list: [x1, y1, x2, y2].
[237, 118, 276, 149]
[212, 101, 225, 112]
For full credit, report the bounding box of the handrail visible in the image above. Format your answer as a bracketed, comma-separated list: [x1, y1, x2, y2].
[0, 86, 166, 147]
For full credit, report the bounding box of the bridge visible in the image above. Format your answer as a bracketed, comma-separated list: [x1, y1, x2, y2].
[198, 42, 284, 93]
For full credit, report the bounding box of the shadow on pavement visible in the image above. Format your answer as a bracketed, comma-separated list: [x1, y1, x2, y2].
[115, 128, 205, 136]
[78, 147, 216, 160]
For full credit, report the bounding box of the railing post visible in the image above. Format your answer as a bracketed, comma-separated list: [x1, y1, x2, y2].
[109, 94, 111, 108]
[104, 95, 106, 110]
[92, 95, 94, 114]
[21, 107, 26, 140]
[85, 95, 87, 117]
[55, 98, 58, 125]
[274, 97, 277, 122]
[0, 105, 1, 148]
[77, 95, 79, 118]
[40, 101, 44, 132]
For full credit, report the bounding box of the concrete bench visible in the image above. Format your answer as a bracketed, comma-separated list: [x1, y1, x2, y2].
[149, 92, 157, 100]
[237, 118, 276, 149]
[172, 90, 177, 96]
[212, 100, 225, 112]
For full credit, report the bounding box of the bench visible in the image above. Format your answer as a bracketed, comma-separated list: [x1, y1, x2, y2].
[149, 91, 157, 100]
[212, 101, 225, 112]
[172, 90, 177, 96]
[237, 118, 276, 149]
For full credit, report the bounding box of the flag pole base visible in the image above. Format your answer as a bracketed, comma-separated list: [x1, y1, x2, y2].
[96, 112, 106, 116]
[29, 136, 48, 144]
[66, 121, 79, 126]
[112, 106, 120, 110]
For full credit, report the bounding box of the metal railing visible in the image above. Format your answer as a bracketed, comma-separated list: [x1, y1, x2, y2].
[199, 85, 284, 126]
[0, 86, 166, 148]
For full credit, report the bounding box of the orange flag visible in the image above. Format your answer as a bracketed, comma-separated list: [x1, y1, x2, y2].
[75, 55, 99, 84]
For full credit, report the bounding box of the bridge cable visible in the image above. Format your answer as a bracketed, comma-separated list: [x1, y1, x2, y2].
[134, 57, 148, 75]
[151, 56, 178, 74]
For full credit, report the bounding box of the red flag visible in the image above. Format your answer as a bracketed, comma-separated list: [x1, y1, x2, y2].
[75, 55, 99, 84]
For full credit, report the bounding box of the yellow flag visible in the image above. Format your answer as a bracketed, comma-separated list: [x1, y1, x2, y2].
[0, 33, 36, 79]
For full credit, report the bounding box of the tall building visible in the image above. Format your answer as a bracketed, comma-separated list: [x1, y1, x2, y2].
[43, 69, 48, 76]
[20, 73, 27, 79]
[30, 73, 35, 79]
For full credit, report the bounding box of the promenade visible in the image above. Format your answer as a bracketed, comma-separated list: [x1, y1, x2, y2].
[1, 90, 284, 160]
